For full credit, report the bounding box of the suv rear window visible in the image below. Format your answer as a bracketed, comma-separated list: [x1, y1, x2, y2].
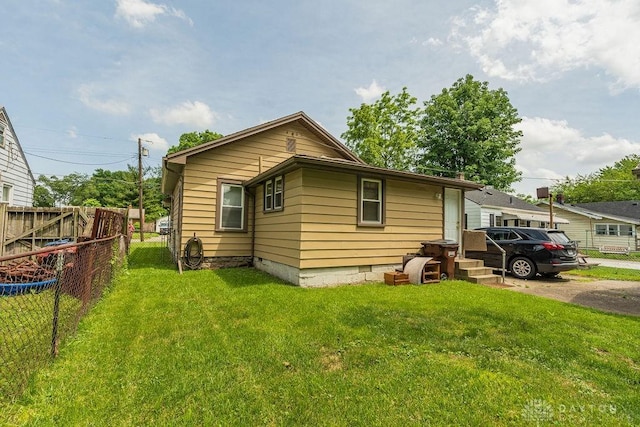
[547, 230, 571, 243]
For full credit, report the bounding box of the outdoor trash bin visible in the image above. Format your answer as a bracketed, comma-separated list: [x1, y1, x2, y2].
[420, 239, 459, 279]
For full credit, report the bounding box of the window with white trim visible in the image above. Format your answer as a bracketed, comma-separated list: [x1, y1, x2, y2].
[264, 180, 273, 210]
[595, 223, 634, 236]
[263, 176, 284, 212]
[274, 176, 283, 209]
[219, 182, 245, 230]
[0, 125, 5, 148]
[1, 184, 12, 203]
[359, 177, 383, 225]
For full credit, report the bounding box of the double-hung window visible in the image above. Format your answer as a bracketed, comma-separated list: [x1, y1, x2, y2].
[264, 180, 273, 210]
[0, 125, 5, 149]
[274, 176, 283, 209]
[359, 177, 383, 225]
[217, 180, 245, 231]
[263, 175, 283, 212]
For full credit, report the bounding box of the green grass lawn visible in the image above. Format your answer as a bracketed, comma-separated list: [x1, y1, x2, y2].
[0, 288, 82, 399]
[2, 246, 638, 426]
[568, 266, 640, 281]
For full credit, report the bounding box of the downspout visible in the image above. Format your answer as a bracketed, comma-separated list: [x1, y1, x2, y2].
[249, 188, 256, 265]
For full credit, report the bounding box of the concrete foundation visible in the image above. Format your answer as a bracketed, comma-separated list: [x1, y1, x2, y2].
[190, 256, 253, 269]
[253, 257, 401, 287]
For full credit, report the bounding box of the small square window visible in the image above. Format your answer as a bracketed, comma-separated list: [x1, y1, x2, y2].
[619, 225, 634, 236]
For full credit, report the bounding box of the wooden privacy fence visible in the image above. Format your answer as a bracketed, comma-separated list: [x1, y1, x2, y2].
[0, 205, 127, 256]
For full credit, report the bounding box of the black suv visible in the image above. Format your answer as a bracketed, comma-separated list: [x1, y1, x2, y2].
[465, 227, 579, 279]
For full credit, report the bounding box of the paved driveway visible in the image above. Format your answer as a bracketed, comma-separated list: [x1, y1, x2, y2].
[503, 275, 640, 317]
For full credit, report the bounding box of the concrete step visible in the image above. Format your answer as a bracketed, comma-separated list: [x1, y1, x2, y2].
[456, 266, 495, 278]
[463, 274, 502, 285]
[455, 258, 485, 269]
[454, 258, 503, 285]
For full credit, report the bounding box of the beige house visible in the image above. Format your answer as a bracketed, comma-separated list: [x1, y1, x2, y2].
[538, 201, 640, 251]
[161, 112, 482, 286]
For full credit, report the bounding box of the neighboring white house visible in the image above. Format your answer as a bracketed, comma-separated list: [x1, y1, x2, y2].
[466, 187, 568, 229]
[0, 106, 35, 206]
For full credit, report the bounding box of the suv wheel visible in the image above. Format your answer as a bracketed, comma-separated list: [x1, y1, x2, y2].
[510, 256, 536, 280]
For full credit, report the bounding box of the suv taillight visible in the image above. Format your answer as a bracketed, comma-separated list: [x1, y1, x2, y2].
[542, 242, 564, 250]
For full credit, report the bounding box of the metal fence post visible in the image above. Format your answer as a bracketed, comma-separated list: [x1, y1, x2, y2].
[51, 251, 65, 358]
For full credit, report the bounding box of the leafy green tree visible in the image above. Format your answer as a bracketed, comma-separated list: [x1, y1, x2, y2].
[33, 184, 55, 207]
[341, 88, 421, 170]
[36, 173, 90, 206]
[167, 130, 223, 155]
[418, 74, 522, 191]
[141, 166, 167, 221]
[552, 155, 640, 203]
[90, 168, 138, 208]
[34, 166, 166, 221]
[82, 198, 102, 207]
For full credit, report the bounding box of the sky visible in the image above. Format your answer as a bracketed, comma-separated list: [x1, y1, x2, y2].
[2, 0, 639, 198]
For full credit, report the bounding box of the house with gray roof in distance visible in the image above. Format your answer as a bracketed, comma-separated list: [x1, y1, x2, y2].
[537, 200, 640, 251]
[466, 186, 568, 229]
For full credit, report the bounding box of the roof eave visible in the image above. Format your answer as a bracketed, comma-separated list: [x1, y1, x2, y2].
[245, 155, 483, 190]
[163, 111, 362, 163]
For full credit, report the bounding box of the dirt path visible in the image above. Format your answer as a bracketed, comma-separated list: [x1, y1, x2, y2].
[500, 275, 640, 317]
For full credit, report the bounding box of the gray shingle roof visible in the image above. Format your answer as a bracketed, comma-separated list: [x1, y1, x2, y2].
[465, 187, 545, 212]
[575, 201, 640, 221]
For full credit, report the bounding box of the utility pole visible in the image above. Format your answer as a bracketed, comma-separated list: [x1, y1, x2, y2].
[548, 193, 554, 229]
[138, 137, 145, 242]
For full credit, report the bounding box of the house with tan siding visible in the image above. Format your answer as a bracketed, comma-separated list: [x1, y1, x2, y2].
[0, 107, 35, 206]
[162, 112, 482, 286]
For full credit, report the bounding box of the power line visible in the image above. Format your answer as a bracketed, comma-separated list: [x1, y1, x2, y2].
[14, 124, 121, 141]
[22, 146, 135, 158]
[24, 151, 136, 166]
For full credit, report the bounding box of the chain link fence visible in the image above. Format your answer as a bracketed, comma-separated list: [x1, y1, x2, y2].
[0, 235, 128, 401]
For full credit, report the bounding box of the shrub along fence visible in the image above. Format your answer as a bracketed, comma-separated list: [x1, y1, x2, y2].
[0, 233, 128, 401]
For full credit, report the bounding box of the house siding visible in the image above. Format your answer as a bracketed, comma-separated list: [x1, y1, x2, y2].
[0, 110, 34, 207]
[297, 169, 442, 269]
[179, 124, 347, 257]
[465, 200, 481, 229]
[168, 178, 183, 260]
[549, 207, 639, 250]
[253, 169, 303, 267]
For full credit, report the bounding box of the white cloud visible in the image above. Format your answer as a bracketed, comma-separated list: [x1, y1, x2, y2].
[453, 0, 640, 90]
[77, 84, 130, 115]
[150, 100, 217, 128]
[354, 80, 386, 103]
[115, 0, 192, 28]
[67, 126, 78, 138]
[423, 37, 442, 47]
[513, 116, 640, 195]
[132, 132, 169, 151]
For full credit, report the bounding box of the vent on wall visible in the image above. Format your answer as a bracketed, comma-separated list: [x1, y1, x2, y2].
[286, 137, 296, 153]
